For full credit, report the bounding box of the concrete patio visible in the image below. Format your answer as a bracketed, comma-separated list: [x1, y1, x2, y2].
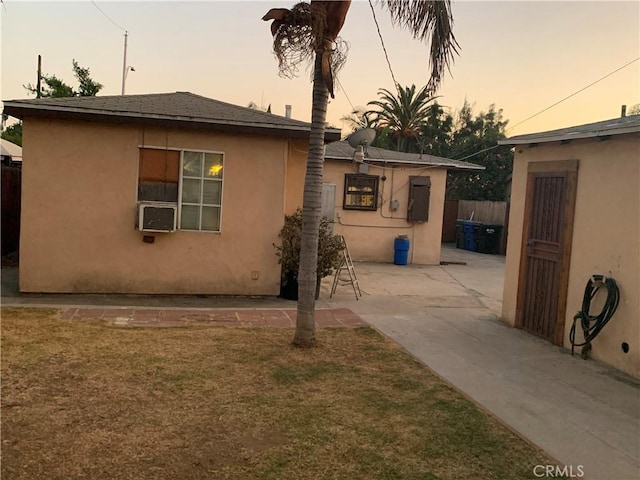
[323, 245, 639, 480]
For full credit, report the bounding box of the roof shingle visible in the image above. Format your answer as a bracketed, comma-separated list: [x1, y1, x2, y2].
[2, 91, 341, 141]
[499, 115, 640, 145]
[325, 141, 484, 171]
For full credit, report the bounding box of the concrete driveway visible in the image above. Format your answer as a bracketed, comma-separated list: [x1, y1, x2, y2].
[323, 244, 639, 480]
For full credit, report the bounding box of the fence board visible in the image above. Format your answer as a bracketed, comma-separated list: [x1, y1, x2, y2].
[458, 200, 507, 225]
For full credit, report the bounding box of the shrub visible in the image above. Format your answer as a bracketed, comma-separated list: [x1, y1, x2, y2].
[274, 209, 343, 279]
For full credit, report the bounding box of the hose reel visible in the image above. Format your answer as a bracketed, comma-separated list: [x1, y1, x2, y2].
[569, 274, 620, 358]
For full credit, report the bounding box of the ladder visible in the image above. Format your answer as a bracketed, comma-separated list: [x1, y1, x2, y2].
[330, 235, 362, 300]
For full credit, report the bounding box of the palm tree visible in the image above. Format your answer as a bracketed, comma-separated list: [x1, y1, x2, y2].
[340, 106, 377, 135]
[367, 84, 438, 152]
[263, 0, 458, 347]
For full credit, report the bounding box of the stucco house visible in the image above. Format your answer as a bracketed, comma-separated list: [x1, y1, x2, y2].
[311, 141, 483, 265]
[3, 91, 481, 297]
[499, 115, 640, 378]
[2, 92, 339, 295]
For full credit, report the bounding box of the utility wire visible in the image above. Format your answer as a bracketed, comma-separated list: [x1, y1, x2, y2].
[452, 57, 640, 161]
[91, 1, 126, 32]
[335, 76, 356, 113]
[450, 136, 502, 161]
[368, 0, 399, 92]
[455, 144, 500, 162]
[507, 57, 640, 133]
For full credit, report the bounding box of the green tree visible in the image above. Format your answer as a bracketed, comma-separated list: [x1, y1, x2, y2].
[72, 61, 103, 96]
[25, 60, 103, 98]
[1, 122, 23, 147]
[444, 102, 513, 201]
[11, 60, 104, 146]
[367, 84, 438, 152]
[417, 101, 454, 157]
[263, 0, 458, 347]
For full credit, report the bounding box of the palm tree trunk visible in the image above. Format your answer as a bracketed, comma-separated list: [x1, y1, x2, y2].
[293, 50, 328, 347]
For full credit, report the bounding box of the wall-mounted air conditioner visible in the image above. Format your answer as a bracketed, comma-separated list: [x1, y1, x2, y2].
[138, 202, 177, 232]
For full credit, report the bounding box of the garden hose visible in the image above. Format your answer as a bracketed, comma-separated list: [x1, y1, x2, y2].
[569, 275, 620, 357]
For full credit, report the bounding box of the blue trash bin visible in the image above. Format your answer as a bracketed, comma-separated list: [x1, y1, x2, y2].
[463, 221, 479, 252]
[394, 235, 410, 265]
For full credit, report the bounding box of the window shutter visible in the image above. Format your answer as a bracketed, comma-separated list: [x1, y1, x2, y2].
[407, 176, 431, 222]
[138, 148, 180, 202]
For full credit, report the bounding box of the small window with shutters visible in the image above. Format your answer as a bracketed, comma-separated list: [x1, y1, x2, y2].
[407, 176, 431, 222]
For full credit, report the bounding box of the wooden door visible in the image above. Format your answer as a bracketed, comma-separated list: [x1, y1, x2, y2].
[516, 160, 578, 345]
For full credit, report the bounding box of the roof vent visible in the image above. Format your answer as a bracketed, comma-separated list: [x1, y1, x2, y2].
[285, 105, 292, 118]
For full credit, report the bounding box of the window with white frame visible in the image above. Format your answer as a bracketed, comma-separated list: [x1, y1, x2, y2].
[137, 148, 223, 232]
[180, 151, 223, 232]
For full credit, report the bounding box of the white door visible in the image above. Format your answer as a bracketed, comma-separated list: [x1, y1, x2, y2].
[321, 183, 336, 231]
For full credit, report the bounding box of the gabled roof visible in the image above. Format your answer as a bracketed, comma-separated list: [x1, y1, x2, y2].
[2, 92, 341, 142]
[499, 115, 640, 145]
[324, 141, 484, 171]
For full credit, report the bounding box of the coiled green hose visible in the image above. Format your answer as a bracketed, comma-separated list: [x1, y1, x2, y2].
[569, 275, 620, 357]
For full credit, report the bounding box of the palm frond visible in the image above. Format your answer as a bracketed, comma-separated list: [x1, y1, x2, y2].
[383, 0, 459, 93]
[267, 2, 316, 79]
[366, 83, 439, 151]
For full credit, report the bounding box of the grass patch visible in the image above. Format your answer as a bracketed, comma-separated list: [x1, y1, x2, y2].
[1, 307, 553, 479]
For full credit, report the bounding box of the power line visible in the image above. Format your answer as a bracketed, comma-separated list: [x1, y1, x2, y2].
[335, 76, 355, 112]
[91, 1, 126, 32]
[455, 144, 500, 162]
[508, 57, 640, 133]
[453, 57, 640, 161]
[368, 0, 399, 91]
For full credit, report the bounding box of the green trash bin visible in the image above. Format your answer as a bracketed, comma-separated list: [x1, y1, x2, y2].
[455, 221, 465, 249]
[477, 224, 503, 254]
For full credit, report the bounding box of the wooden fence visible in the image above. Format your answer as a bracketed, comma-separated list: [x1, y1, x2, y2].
[442, 199, 510, 255]
[457, 200, 507, 225]
[2, 166, 21, 256]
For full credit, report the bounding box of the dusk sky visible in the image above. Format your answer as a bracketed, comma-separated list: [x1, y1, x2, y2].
[2, 1, 639, 137]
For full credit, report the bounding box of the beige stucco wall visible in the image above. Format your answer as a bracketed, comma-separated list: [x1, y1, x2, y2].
[286, 155, 446, 265]
[20, 118, 291, 295]
[502, 135, 640, 377]
[284, 139, 309, 215]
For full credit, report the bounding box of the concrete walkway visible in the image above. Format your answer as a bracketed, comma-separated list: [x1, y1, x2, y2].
[2, 245, 639, 479]
[324, 245, 640, 480]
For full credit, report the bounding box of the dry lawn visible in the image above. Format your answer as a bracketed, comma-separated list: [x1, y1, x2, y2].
[2, 307, 553, 479]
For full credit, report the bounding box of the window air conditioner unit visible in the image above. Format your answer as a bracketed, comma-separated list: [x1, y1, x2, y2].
[138, 202, 177, 232]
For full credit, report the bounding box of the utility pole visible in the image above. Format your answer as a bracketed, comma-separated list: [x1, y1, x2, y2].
[37, 55, 42, 98]
[121, 31, 128, 95]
